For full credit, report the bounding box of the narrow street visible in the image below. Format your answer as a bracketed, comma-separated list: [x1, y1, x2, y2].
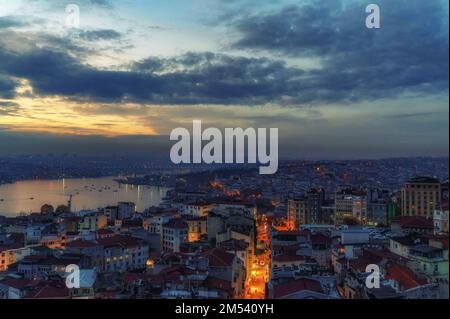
[245, 215, 270, 299]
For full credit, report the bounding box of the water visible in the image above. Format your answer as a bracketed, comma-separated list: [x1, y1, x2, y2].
[0, 177, 169, 216]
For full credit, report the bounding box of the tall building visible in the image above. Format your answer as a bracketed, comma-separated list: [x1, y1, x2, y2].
[162, 219, 188, 252]
[103, 206, 118, 224]
[287, 189, 325, 228]
[306, 188, 325, 224]
[287, 195, 307, 229]
[401, 177, 441, 218]
[335, 189, 368, 225]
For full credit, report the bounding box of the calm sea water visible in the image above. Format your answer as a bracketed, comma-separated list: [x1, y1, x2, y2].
[0, 177, 169, 216]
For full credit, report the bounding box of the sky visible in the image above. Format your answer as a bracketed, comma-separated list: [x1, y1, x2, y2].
[0, 0, 448, 159]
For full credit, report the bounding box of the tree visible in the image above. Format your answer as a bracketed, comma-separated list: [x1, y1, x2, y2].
[40, 204, 54, 215]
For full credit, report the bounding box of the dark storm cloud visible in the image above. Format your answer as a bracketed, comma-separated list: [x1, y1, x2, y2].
[233, 0, 448, 56]
[0, 75, 18, 99]
[232, 0, 449, 99]
[0, 47, 309, 105]
[1, 43, 447, 106]
[0, 0, 448, 106]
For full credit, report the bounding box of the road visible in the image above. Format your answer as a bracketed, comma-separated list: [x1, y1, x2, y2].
[245, 214, 270, 299]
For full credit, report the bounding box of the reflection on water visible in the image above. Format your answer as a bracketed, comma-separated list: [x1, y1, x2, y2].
[0, 177, 169, 216]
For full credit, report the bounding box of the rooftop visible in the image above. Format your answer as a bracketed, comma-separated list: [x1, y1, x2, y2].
[273, 254, 312, 263]
[385, 263, 427, 290]
[407, 176, 440, 184]
[273, 278, 323, 298]
[66, 239, 100, 249]
[207, 248, 235, 267]
[391, 216, 434, 229]
[96, 235, 143, 249]
[163, 219, 188, 230]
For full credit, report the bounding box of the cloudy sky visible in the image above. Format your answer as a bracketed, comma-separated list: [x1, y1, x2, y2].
[0, 0, 448, 159]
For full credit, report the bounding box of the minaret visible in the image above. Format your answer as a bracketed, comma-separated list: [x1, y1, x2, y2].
[68, 195, 73, 212]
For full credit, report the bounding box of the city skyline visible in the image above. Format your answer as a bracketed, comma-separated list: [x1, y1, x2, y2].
[1, 0, 449, 304]
[0, 0, 449, 159]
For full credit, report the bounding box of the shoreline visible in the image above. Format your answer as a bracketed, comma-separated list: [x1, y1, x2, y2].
[0, 177, 170, 216]
[0, 175, 132, 187]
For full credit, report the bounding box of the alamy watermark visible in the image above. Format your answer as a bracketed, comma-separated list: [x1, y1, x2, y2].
[65, 4, 80, 29]
[60, 3, 379, 30]
[365, 264, 380, 289]
[170, 120, 278, 175]
[65, 264, 80, 289]
[366, 4, 380, 29]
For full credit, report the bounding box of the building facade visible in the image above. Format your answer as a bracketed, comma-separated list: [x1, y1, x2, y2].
[401, 177, 441, 218]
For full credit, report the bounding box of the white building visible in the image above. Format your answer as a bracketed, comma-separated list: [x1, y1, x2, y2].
[162, 219, 188, 252]
[144, 213, 177, 234]
[434, 207, 449, 235]
[98, 235, 149, 273]
[335, 190, 368, 224]
[181, 203, 212, 217]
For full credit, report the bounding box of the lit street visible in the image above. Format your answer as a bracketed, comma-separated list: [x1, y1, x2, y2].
[245, 215, 270, 299]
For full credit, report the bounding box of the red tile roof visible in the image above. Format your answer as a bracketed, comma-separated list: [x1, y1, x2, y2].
[0, 278, 40, 290]
[207, 248, 235, 267]
[347, 249, 406, 272]
[97, 235, 142, 248]
[273, 278, 322, 298]
[426, 235, 449, 250]
[24, 282, 70, 299]
[385, 263, 427, 290]
[349, 254, 382, 272]
[392, 216, 434, 229]
[159, 265, 195, 276]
